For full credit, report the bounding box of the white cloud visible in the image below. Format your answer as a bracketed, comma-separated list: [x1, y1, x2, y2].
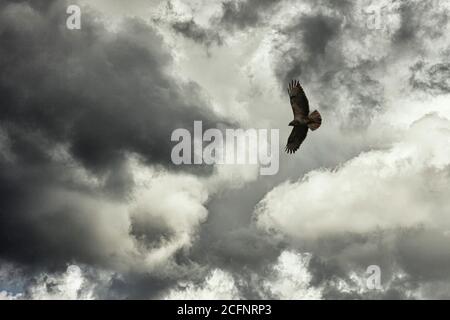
[28, 265, 94, 300]
[255, 113, 450, 239]
[0, 291, 22, 300]
[164, 269, 241, 299]
[262, 251, 322, 299]
[165, 250, 323, 299]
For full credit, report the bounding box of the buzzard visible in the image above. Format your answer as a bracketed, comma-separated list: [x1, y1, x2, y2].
[285, 80, 322, 154]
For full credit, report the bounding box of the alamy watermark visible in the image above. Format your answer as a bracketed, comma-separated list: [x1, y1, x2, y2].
[66, 5, 81, 30]
[171, 121, 280, 175]
[366, 265, 382, 290]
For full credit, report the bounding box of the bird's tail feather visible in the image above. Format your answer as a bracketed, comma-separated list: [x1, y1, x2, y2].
[307, 110, 322, 130]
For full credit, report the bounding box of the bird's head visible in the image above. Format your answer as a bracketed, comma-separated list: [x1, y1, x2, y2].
[288, 120, 300, 126]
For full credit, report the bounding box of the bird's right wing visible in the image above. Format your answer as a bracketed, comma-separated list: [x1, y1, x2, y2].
[285, 124, 308, 154]
[287, 80, 309, 119]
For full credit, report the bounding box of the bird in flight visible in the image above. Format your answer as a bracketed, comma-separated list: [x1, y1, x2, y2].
[285, 80, 322, 154]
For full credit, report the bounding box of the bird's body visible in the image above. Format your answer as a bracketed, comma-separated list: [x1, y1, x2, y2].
[285, 80, 322, 154]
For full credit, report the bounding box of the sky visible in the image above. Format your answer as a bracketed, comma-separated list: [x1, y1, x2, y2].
[0, 0, 450, 299]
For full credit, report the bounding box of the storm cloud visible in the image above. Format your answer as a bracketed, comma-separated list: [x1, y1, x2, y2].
[0, 0, 225, 288]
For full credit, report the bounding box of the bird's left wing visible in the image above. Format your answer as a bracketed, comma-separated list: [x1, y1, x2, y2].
[285, 124, 308, 154]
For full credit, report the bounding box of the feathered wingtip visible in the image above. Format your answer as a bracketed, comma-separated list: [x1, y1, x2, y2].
[285, 146, 299, 154]
[287, 79, 301, 96]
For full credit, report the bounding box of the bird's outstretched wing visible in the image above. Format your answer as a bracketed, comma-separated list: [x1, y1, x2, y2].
[287, 80, 309, 119]
[285, 124, 308, 154]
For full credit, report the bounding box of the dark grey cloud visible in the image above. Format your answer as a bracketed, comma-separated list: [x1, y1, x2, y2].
[101, 272, 180, 299]
[0, 0, 228, 272]
[0, 2, 223, 174]
[172, 19, 222, 46]
[161, 0, 277, 46]
[218, 0, 281, 30]
[274, 13, 342, 86]
[393, 1, 449, 45]
[410, 61, 450, 94]
[396, 228, 450, 281]
[218, 0, 351, 30]
[192, 183, 283, 273]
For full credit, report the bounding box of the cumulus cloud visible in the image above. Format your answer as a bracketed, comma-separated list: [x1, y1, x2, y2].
[255, 113, 450, 238]
[261, 251, 322, 299]
[165, 250, 323, 299]
[26, 265, 95, 300]
[165, 269, 240, 299]
[253, 109, 450, 298]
